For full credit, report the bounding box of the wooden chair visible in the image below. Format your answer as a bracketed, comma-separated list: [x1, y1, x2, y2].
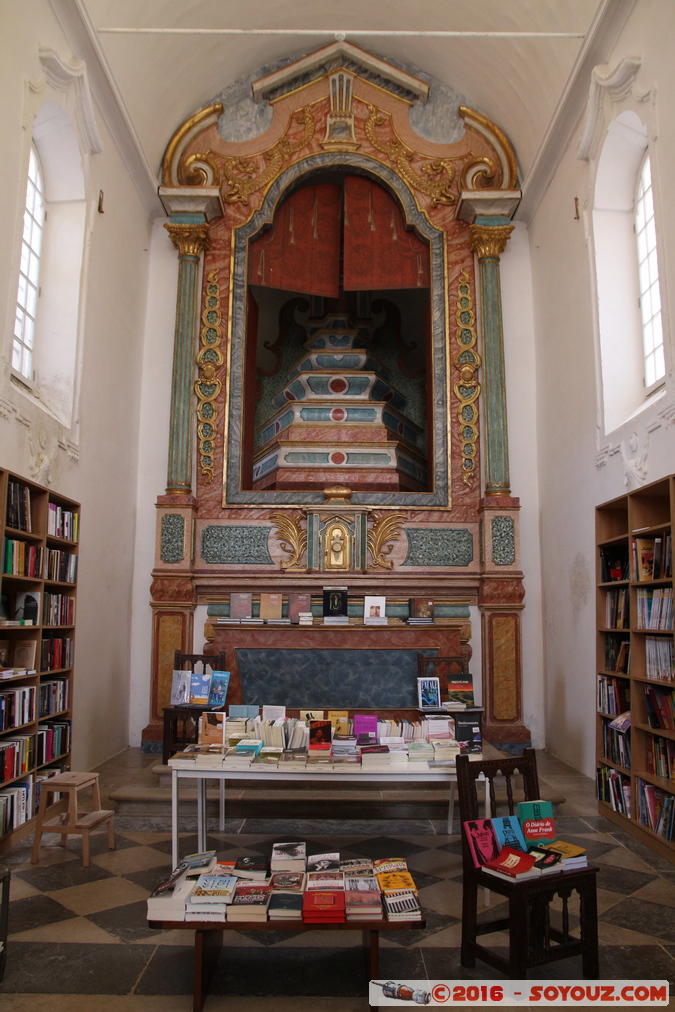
[162, 651, 226, 764]
[456, 748, 599, 979]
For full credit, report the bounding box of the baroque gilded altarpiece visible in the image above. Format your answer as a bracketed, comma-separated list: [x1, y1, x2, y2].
[146, 42, 528, 749]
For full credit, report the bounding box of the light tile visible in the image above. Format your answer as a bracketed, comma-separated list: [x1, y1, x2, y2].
[9, 876, 41, 901]
[9, 914, 123, 944]
[406, 849, 463, 876]
[597, 920, 664, 946]
[631, 877, 675, 909]
[595, 845, 660, 874]
[90, 845, 170, 875]
[47, 876, 150, 916]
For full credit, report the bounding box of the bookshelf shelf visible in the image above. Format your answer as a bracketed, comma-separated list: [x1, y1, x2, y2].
[596, 475, 675, 863]
[0, 467, 78, 849]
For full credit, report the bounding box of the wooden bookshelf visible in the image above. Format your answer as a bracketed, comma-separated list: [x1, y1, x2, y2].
[0, 467, 78, 850]
[596, 475, 675, 865]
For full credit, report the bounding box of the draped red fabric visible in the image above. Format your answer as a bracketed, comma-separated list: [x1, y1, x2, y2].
[248, 184, 341, 297]
[343, 176, 430, 291]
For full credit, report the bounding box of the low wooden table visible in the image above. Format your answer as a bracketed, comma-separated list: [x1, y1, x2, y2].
[148, 914, 425, 1012]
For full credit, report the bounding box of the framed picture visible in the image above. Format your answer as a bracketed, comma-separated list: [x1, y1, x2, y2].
[417, 676, 441, 709]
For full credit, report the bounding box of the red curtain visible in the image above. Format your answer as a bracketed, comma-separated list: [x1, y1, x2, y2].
[343, 176, 430, 291]
[248, 184, 341, 298]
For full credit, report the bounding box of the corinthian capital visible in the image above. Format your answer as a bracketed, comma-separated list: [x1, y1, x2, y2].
[468, 223, 514, 259]
[164, 222, 211, 257]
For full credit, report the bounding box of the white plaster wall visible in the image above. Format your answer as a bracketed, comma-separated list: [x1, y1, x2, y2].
[527, 0, 675, 777]
[0, 4, 151, 769]
[128, 220, 178, 745]
[500, 223, 545, 748]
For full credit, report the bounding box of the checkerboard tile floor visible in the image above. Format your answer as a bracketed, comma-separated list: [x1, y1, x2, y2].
[0, 749, 673, 1011]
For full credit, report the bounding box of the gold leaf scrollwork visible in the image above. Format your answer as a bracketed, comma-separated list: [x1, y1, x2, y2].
[364, 105, 455, 207]
[195, 269, 224, 483]
[270, 511, 308, 570]
[367, 512, 406, 570]
[221, 108, 316, 205]
[453, 270, 481, 488]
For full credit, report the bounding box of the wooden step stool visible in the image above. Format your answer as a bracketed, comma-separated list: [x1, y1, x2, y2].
[31, 772, 115, 867]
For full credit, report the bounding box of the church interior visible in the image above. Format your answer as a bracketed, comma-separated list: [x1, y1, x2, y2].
[1, 0, 675, 1004]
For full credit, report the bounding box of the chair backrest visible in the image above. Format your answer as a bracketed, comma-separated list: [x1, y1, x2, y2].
[417, 651, 470, 698]
[456, 748, 541, 855]
[173, 651, 226, 674]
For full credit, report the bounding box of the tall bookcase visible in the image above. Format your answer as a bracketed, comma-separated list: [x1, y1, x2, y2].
[596, 474, 675, 865]
[0, 467, 78, 849]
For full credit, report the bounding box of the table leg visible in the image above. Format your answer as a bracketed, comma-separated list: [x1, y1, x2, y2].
[447, 782, 456, 835]
[193, 928, 223, 1012]
[219, 778, 225, 831]
[171, 770, 179, 869]
[197, 776, 207, 853]
[362, 927, 379, 979]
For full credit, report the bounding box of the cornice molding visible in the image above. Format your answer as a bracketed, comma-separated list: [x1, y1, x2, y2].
[48, 0, 163, 218]
[517, 0, 639, 224]
[576, 56, 650, 161]
[38, 47, 103, 154]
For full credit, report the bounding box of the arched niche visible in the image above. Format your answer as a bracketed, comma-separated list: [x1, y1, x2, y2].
[224, 151, 449, 508]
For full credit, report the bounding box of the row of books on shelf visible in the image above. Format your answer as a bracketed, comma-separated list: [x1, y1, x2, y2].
[0, 720, 71, 784]
[2, 541, 77, 583]
[148, 846, 423, 924]
[645, 636, 674, 681]
[601, 716, 632, 768]
[645, 733, 675, 780]
[1, 590, 75, 629]
[0, 685, 36, 731]
[5, 481, 33, 533]
[597, 675, 630, 716]
[47, 504, 78, 542]
[0, 764, 68, 837]
[637, 779, 675, 841]
[644, 685, 675, 731]
[604, 587, 629, 629]
[0, 683, 71, 728]
[597, 765, 631, 817]
[463, 803, 588, 882]
[40, 637, 73, 672]
[636, 587, 674, 630]
[604, 636, 630, 674]
[215, 590, 437, 626]
[631, 535, 673, 582]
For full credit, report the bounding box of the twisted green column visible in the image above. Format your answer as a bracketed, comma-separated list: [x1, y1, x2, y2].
[469, 217, 514, 497]
[164, 219, 211, 494]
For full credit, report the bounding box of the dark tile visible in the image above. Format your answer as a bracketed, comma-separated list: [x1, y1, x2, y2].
[86, 832, 139, 855]
[555, 816, 612, 836]
[8, 894, 78, 935]
[382, 908, 459, 943]
[14, 860, 114, 892]
[338, 836, 429, 860]
[149, 835, 231, 858]
[599, 945, 675, 993]
[406, 869, 443, 891]
[435, 839, 463, 855]
[133, 943, 195, 995]
[595, 864, 657, 895]
[231, 926, 308, 946]
[122, 866, 173, 893]
[1, 941, 154, 994]
[600, 897, 675, 943]
[137, 942, 390, 997]
[87, 898, 166, 943]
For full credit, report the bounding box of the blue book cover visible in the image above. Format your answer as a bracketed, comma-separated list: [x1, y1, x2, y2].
[228, 704, 259, 718]
[208, 671, 230, 707]
[491, 815, 528, 852]
[189, 671, 212, 705]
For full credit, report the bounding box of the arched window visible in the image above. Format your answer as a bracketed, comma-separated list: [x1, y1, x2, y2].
[592, 111, 667, 432]
[13, 146, 45, 382]
[635, 155, 665, 391]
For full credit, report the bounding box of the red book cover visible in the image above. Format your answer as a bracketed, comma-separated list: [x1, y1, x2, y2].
[308, 720, 332, 749]
[483, 846, 538, 879]
[463, 818, 501, 868]
[302, 890, 346, 917]
[288, 593, 311, 624]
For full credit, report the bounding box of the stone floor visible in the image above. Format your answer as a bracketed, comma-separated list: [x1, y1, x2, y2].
[0, 747, 673, 1011]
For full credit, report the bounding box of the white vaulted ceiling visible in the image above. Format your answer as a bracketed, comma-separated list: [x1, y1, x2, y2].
[52, 0, 638, 219]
